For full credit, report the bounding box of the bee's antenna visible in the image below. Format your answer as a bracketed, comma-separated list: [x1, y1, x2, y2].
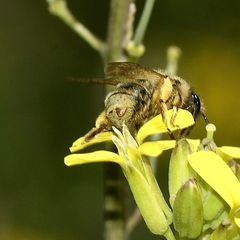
[65, 77, 118, 86]
[201, 111, 209, 124]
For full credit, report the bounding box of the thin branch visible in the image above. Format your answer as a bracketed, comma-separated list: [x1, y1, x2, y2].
[122, 3, 136, 49]
[133, 0, 155, 45]
[47, 0, 106, 55]
[125, 0, 155, 60]
[106, 0, 133, 62]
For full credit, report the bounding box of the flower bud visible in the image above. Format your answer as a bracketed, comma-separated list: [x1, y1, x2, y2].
[210, 223, 240, 240]
[173, 179, 203, 239]
[169, 138, 194, 206]
[203, 188, 226, 223]
[202, 187, 228, 231]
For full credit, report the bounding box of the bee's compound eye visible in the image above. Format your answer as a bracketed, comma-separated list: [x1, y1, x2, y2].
[192, 93, 201, 115]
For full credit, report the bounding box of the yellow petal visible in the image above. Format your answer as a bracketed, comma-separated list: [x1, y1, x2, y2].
[137, 109, 195, 144]
[167, 109, 195, 131]
[139, 140, 176, 157]
[188, 151, 240, 208]
[70, 132, 113, 152]
[64, 150, 123, 166]
[218, 146, 240, 159]
[234, 217, 240, 228]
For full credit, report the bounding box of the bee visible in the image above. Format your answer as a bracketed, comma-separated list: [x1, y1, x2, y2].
[70, 62, 207, 141]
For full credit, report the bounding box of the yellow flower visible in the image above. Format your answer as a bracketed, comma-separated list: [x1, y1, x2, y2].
[188, 124, 240, 228]
[65, 109, 194, 166]
[64, 109, 195, 236]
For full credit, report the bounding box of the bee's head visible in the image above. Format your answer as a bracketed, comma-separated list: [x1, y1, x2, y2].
[105, 92, 137, 131]
[190, 92, 208, 123]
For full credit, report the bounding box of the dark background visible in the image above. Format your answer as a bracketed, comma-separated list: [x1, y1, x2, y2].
[1, 0, 240, 239]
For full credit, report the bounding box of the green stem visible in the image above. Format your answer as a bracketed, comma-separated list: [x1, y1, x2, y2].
[133, 0, 155, 45]
[104, 1, 133, 240]
[47, 0, 106, 55]
[106, 0, 132, 62]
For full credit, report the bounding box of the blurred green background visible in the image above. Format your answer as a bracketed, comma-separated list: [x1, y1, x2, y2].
[1, 0, 240, 239]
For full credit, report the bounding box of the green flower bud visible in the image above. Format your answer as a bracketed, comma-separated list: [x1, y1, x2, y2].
[173, 179, 203, 239]
[203, 210, 227, 232]
[210, 223, 240, 240]
[203, 188, 227, 223]
[169, 138, 194, 206]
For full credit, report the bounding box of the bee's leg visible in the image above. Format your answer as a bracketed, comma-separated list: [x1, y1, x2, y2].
[160, 101, 175, 139]
[170, 106, 180, 128]
[84, 111, 112, 142]
[84, 127, 107, 142]
[160, 101, 169, 128]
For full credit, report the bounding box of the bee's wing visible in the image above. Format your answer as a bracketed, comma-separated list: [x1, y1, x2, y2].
[105, 62, 165, 85]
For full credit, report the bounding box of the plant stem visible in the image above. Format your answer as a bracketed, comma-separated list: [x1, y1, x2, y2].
[133, 0, 155, 45]
[47, 0, 106, 55]
[106, 0, 132, 62]
[104, 1, 133, 240]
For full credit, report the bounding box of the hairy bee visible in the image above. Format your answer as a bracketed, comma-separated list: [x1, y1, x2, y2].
[71, 62, 207, 141]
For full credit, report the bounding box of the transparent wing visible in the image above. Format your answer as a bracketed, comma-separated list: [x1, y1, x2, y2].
[105, 62, 165, 85]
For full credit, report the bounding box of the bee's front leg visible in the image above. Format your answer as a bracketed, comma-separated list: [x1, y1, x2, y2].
[170, 106, 179, 128]
[160, 103, 180, 139]
[84, 111, 112, 142]
[159, 101, 173, 138]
